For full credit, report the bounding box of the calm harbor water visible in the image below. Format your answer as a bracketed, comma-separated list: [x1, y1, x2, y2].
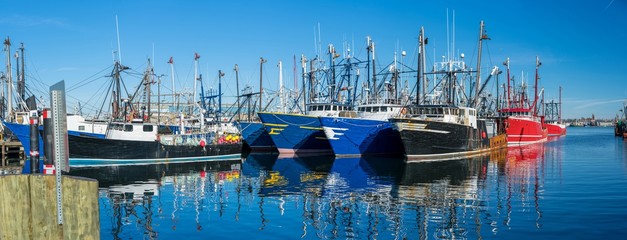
[68, 127, 627, 239]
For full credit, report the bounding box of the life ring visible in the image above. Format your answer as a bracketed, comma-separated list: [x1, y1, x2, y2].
[400, 108, 407, 115]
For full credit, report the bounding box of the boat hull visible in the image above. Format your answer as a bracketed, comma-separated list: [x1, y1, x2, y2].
[2, 121, 106, 155]
[390, 118, 504, 161]
[546, 123, 567, 136]
[319, 116, 404, 157]
[5, 119, 243, 165]
[67, 134, 242, 160]
[238, 121, 276, 152]
[504, 117, 548, 145]
[257, 112, 333, 156]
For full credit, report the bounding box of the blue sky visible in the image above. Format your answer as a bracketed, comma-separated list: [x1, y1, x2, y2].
[1, 0, 626, 119]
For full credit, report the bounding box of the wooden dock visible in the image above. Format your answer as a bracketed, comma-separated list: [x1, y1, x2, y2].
[0, 174, 100, 239]
[0, 140, 24, 167]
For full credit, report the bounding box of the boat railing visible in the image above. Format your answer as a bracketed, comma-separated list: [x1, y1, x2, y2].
[364, 99, 401, 105]
[158, 131, 240, 146]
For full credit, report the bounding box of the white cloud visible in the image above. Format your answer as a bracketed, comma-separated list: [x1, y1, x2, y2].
[0, 14, 66, 27]
[571, 99, 625, 109]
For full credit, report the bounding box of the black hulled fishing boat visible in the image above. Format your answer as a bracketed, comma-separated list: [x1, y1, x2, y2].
[390, 22, 506, 161]
[69, 57, 241, 166]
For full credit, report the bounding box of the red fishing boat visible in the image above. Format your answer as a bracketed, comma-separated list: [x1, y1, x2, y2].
[544, 86, 567, 136]
[499, 57, 548, 145]
[546, 122, 567, 136]
[501, 108, 548, 145]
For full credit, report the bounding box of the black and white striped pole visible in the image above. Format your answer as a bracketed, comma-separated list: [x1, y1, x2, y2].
[29, 110, 39, 173]
[42, 108, 55, 174]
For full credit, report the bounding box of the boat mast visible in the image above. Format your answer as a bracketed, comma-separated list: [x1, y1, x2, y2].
[19, 43, 26, 108]
[143, 59, 153, 122]
[112, 16, 125, 121]
[115, 15, 122, 65]
[329, 44, 336, 103]
[539, 87, 545, 114]
[4, 37, 13, 121]
[108, 57, 128, 121]
[417, 27, 427, 105]
[559, 86, 562, 123]
[533, 56, 541, 116]
[157, 74, 161, 126]
[310, 57, 317, 105]
[259, 57, 267, 112]
[278, 61, 285, 113]
[350, 53, 358, 106]
[300, 55, 307, 114]
[366, 36, 371, 104]
[475, 20, 489, 109]
[14, 50, 19, 108]
[234, 64, 240, 121]
[293, 55, 297, 111]
[218, 70, 224, 126]
[371, 40, 377, 103]
[193, 53, 200, 116]
[197, 73, 205, 129]
[168, 57, 176, 112]
[393, 50, 398, 101]
[0, 73, 4, 119]
[504, 57, 510, 108]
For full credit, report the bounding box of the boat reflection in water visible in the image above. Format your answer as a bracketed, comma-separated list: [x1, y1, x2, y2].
[244, 153, 406, 236]
[394, 145, 547, 239]
[396, 155, 492, 239]
[70, 142, 558, 239]
[70, 159, 242, 239]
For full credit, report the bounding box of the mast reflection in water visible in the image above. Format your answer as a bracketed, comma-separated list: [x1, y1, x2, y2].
[69, 141, 555, 239]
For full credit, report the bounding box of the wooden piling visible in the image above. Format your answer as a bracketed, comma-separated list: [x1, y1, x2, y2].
[0, 175, 31, 240]
[0, 174, 99, 240]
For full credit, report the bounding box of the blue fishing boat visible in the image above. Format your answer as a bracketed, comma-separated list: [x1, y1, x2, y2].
[320, 103, 407, 157]
[258, 109, 334, 156]
[319, 115, 404, 157]
[259, 44, 368, 156]
[319, 37, 408, 157]
[239, 121, 276, 151]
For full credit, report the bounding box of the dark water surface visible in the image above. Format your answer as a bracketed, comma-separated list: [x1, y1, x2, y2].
[69, 127, 627, 239]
